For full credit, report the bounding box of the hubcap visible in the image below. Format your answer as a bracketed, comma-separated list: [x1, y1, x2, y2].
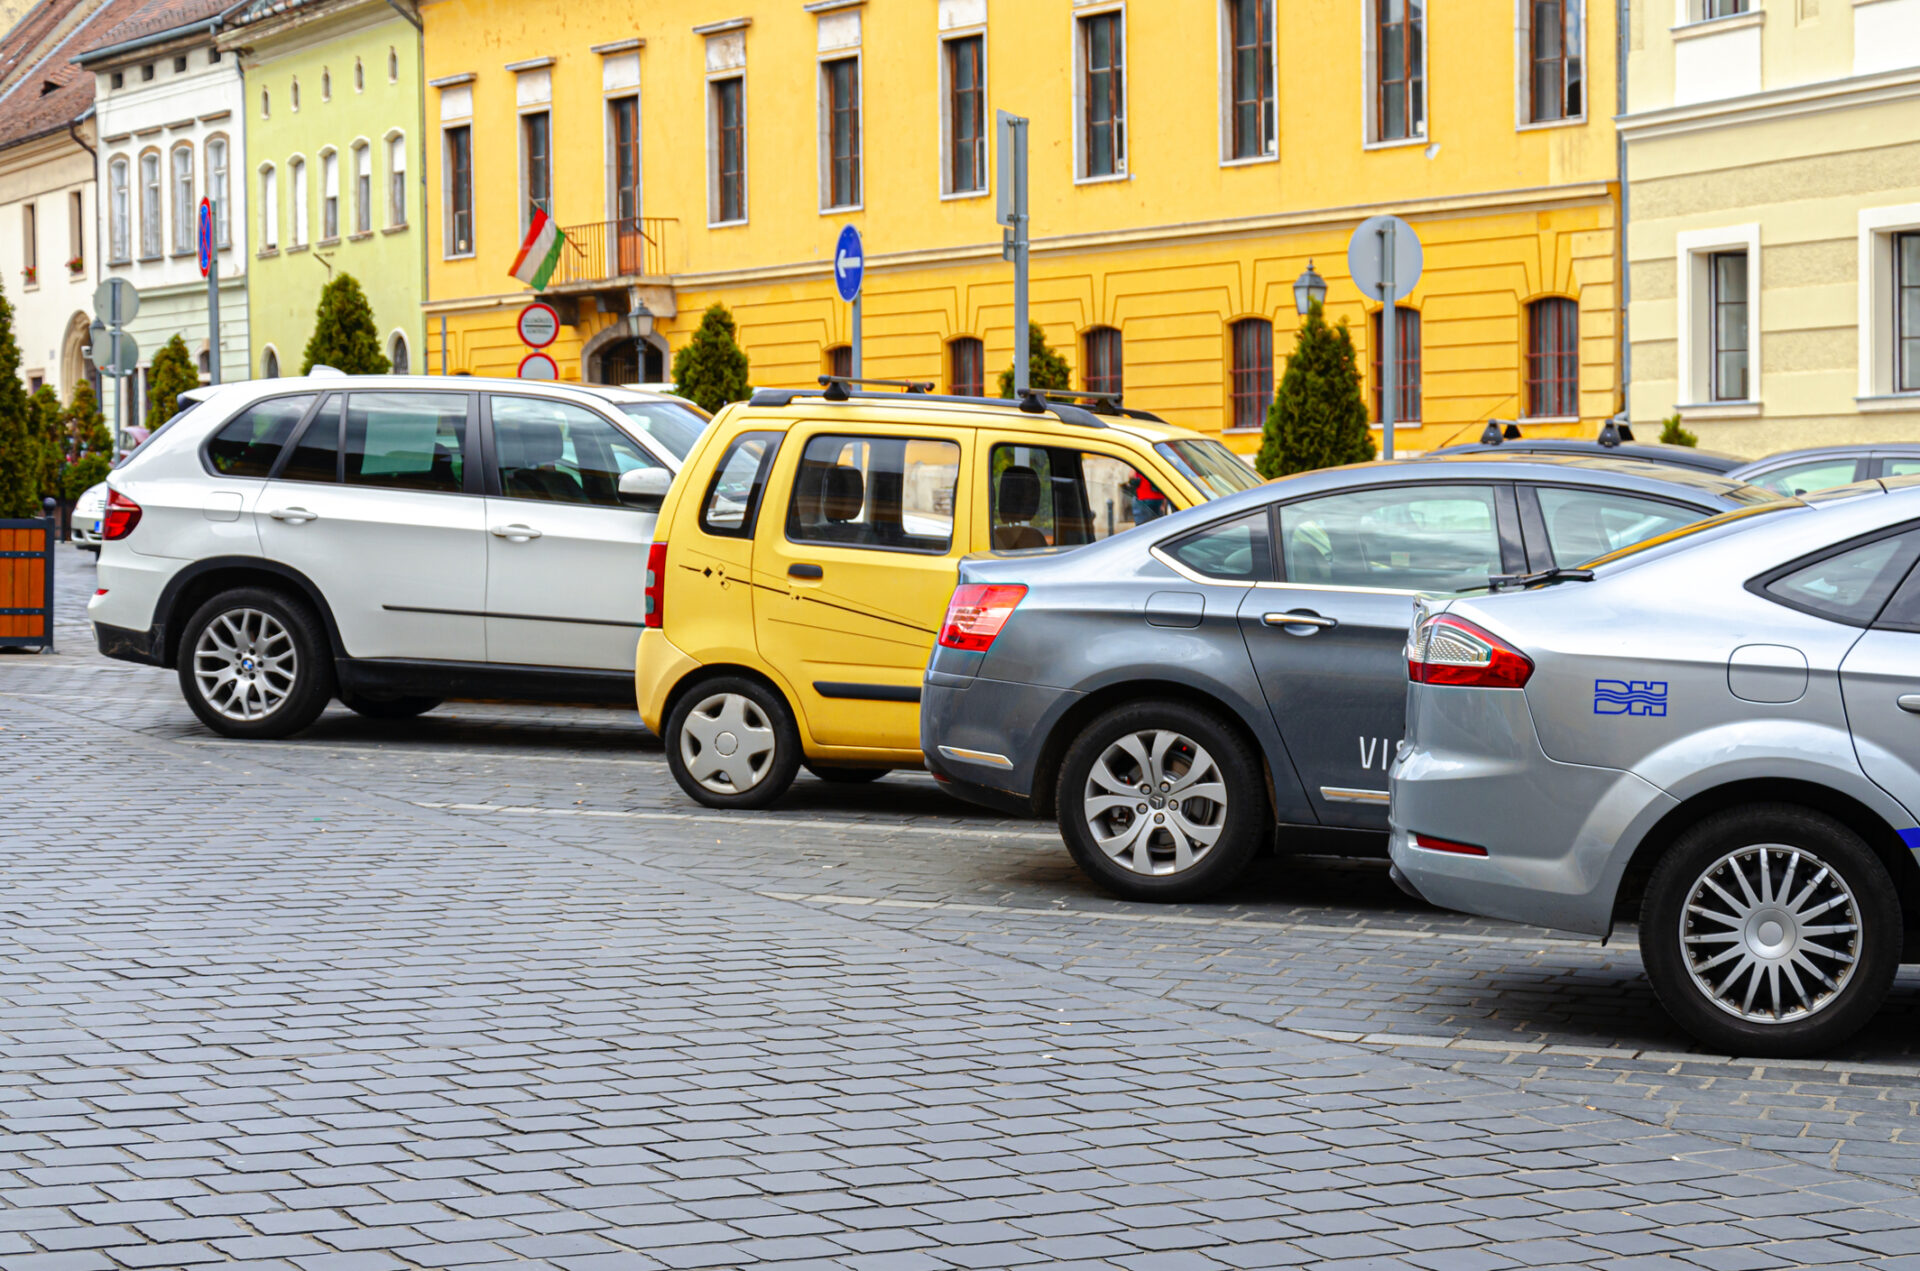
[679, 693, 776, 795]
[1082, 728, 1228, 876]
[1680, 843, 1862, 1024]
[192, 608, 297, 722]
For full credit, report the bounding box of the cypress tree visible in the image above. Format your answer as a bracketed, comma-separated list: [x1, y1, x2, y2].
[996, 322, 1072, 398]
[671, 303, 751, 414]
[0, 281, 36, 517]
[27, 384, 62, 505]
[301, 273, 391, 375]
[61, 381, 112, 502]
[1256, 301, 1375, 479]
[145, 333, 200, 432]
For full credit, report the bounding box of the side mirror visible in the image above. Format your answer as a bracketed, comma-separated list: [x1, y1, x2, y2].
[618, 466, 672, 511]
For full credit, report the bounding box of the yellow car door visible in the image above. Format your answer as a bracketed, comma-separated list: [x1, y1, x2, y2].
[752, 421, 972, 752]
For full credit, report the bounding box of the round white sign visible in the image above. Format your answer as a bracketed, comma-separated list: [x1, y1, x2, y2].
[517, 352, 559, 380]
[517, 302, 560, 349]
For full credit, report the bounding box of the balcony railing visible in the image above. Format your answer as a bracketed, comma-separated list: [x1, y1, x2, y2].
[550, 217, 675, 286]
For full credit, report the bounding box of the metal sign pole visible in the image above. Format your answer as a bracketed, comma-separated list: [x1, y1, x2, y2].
[108, 289, 122, 457]
[851, 294, 862, 380]
[997, 110, 1030, 395]
[207, 205, 221, 386]
[1379, 224, 1396, 462]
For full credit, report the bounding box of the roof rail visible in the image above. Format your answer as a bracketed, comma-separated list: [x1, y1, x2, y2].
[743, 383, 1170, 432]
[1478, 419, 1522, 444]
[818, 375, 934, 401]
[1015, 387, 1125, 417]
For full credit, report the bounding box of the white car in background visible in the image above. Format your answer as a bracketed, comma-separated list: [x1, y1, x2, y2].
[88, 375, 691, 739]
[71, 481, 109, 552]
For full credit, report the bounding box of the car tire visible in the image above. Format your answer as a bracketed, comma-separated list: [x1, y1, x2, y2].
[665, 676, 803, 810]
[177, 587, 335, 740]
[804, 764, 889, 784]
[1055, 699, 1267, 902]
[340, 692, 442, 720]
[1640, 804, 1900, 1057]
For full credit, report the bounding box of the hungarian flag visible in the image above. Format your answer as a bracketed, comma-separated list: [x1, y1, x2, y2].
[510, 208, 565, 290]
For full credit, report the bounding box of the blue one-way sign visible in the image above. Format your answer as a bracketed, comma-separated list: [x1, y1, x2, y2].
[833, 224, 864, 303]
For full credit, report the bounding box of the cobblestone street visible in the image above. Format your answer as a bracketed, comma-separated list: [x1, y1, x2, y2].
[6, 545, 1920, 1270]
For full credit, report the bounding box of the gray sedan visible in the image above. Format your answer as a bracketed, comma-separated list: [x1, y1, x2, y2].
[1391, 476, 1920, 1056]
[1729, 444, 1920, 496]
[922, 455, 1779, 901]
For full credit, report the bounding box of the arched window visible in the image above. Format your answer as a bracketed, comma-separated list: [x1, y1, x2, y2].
[354, 57, 364, 92]
[289, 156, 308, 246]
[205, 135, 229, 247]
[1083, 326, 1122, 397]
[389, 332, 409, 374]
[949, 336, 984, 397]
[386, 132, 406, 225]
[262, 346, 279, 378]
[258, 163, 277, 249]
[352, 141, 371, 233]
[291, 76, 300, 111]
[138, 149, 162, 258]
[319, 148, 338, 239]
[388, 46, 398, 82]
[1369, 306, 1421, 422]
[169, 142, 195, 255]
[1228, 318, 1273, 431]
[260, 86, 270, 118]
[1525, 297, 1579, 418]
[321, 67, 331, 100]
[108, 156, 130, 263]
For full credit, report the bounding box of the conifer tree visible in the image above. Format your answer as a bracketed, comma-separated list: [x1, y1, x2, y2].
[0, 280, 36, 517]
[1256, 301, 1375, 478]
[60, 381, 112, 502]
[27, 384, 62, 504]
[145, 333, 200, 432]
[996, 322, 1072, 398]
[671, 303, 751, 414]
[301, 273, 391, 375]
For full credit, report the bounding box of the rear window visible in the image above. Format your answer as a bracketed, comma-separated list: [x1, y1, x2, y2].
[205, 395, 315, 477]
[699, 431, 782, 538]
[1757, 529, 1920, 627]
[1155, 439, 1263, 499]
[1162, 511, 1274, 582]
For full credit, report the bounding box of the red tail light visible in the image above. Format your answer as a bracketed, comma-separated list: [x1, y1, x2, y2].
[1412, 834, 1489, 858]
[938, 584, 1027, 651]
[643, 542, 667, 629]
[1408, 614, 1533, 689]
[103, 489, 142, 540]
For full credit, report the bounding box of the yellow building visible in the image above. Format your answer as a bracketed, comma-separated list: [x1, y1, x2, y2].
[1622, 0, 1920, 453]
[418, 0, 1623, 454]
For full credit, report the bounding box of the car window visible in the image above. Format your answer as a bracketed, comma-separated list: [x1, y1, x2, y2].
[1163, 511, 1274, 582]
[1762, 530, 1920, 627]
[615, 401, 710, 461]
[343, 392, 468, 493]
[206, 395, 315, 478]
[1884, 459, 1920, 479]
[492, 396, 662, 507]
[1279, 485, 1500, 592]
[1747, 458, 1862, 497]
[989, 444, 1159, 549]
[787, 434, 960, 553]
[699, 431, 781, 538]
[278, 396, 341, 483]
[1155, 439, 1263, 499]
[1535, 487, 1701, 566]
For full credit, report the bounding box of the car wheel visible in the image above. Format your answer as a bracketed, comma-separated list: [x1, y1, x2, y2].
[1641, 804, 1900, 1057]
[1055, 699, 1267, 902]
[804, 764, 890, 784]
[665, 676, 802, 809]
[340, 692, 442, 720]
[177, 587, 334, 740]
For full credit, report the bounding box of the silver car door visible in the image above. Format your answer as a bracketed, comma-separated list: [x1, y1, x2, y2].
[1837, 532, 1920, 829]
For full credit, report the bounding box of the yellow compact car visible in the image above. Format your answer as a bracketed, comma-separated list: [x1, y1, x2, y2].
[635, 379, 1262, 808]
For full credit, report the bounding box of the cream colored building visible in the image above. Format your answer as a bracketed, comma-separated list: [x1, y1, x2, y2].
[1622, 0, 1920, 453]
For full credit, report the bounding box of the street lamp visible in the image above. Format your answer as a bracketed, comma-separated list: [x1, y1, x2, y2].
[1293, 261, 1327, 316]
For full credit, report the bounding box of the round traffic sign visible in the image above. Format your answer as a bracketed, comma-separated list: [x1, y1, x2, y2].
[517, 351, 558, 380]
[517, 302, 560, 349]
[1348, 214, 1423, 303]
[197, 198, 214, 277]
[92, 277, 139, 324]
[833, 224, 864, 303]
[87, 328, 138, 375]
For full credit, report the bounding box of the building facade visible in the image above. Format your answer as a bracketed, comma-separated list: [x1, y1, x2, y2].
[219, 0, 425, 379]
[1622, 0, 1920, 452]
[80, 0, 249, 426]
[419, 0, 1624, 454]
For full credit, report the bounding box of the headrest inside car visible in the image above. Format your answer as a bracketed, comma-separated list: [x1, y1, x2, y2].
[823, 465, 864, 522]
[998, 465, 1042, 522]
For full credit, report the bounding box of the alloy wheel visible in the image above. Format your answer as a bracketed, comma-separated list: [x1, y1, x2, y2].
[1680, 843, 1862, 1024]
[192, 608, 298, 722]
[1081, 729, 1229, 876]
[679, 692, 777, 795]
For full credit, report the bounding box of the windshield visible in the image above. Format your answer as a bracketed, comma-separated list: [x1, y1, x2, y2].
[616, 401, 712, 461]
[1155, 439, 1264, 499]
[1579, 499, 1803, 569]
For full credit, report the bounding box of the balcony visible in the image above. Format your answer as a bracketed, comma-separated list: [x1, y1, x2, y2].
[548, 217, 675, 288]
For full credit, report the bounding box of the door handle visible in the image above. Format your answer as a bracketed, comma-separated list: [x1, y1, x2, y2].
[788, 563, 823, 580]
[489, 524, 543, 541]
[1263, 610, 1337, 633]
[1899, 695, 1920, 714]
[268, 507, 318, 523]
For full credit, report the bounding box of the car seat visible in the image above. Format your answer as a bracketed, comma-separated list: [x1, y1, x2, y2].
[504, 421, 584, 502]
[1550, 500, 1615, 564]
[993, 465, 1049, 550]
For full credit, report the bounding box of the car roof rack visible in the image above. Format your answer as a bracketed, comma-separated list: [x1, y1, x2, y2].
[746, 378, 1169, 432]
[1015, 387, 1126, 417]
[1598, 414, 1635, 446]
[818, 375, 934, 400]
[1478, 419, 1523, 444]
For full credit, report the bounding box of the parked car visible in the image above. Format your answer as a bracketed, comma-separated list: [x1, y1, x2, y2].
[1729, 444, 1920, 497]
[574, 385, 712, 460]
[1390, 476, 1920, 1056]
[1428, 419, 1746, 475]
[635, 380, 1263, 809]
[89, 374, 681, 738]
[71, 481, 108, 552]
[920, 454, 1780, 900]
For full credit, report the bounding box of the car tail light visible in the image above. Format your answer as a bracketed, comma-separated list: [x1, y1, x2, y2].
[1408, 615, 1533, 689]
[1412, 834, 1489, 858]
[103, 489, 142, 540]
[643, 542, 667, 629]
[938, 584, 1027, 652]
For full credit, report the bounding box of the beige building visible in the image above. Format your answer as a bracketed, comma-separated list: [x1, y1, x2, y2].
[1622, 0, 1920, 454]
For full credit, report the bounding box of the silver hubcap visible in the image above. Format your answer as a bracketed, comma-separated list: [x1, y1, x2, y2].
[1681, 843, 1862, 1024]
[193, 608, 297, 722]
[1082, 729, 1229, 876]
[680, 692, 777, 795]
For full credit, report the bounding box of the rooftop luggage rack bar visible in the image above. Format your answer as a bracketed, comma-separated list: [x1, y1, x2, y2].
[746, 380, 1168, 431]
[818, 375, 935, 400]
[1478, 419, 1523, 444]
[1015, 387, 1125, 417]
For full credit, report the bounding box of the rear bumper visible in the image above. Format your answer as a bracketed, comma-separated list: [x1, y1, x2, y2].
[634, 630, 700, 732]
[94, 621, 163, 666]
[919, 670, 1079, 815]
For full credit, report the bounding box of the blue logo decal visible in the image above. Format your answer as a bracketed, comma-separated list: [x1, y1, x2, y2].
[1594, 680, 1668, 716]
[1899, 828, 1920, 852]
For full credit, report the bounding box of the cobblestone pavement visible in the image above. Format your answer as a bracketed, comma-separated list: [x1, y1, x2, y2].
[6, 545, 1920, 1269]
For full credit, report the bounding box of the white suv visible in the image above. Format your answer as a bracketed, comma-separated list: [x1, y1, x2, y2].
[89, 374, 707, 738]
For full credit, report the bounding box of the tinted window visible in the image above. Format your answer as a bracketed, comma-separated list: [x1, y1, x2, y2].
[492, 396, 661, 506]
[1885, 459, 1920, 479]
[1763, 531, 1920, 627]
[279, 397, 340, 482]
[1156, 439, 1263, 499]
[787, 434, 960, 553]
[1536, 487, 1700, 566]
[700, 431, 781, 537]
[1748, 458, 1862, 497]
[343, 392, 468, 492]
[1280, 485, 1500, 592]
[990, 444, 1157, 549]
[1872, 549, 1920, 632]
[207, 395, 314, 477]
[1164, 511, 1274, 582]
[616, 401, 711, 461]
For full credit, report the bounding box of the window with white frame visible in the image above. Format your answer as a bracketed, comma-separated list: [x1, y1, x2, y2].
[1076, 9, 1126, 179]
[206, 135, 229, 246]
[109, 156, 130, 262]
[1708, 250, 1749, 402]
[259, 164, 278, 249]
[710, 76, 746, 224]
[1899, 234, 1920, 395]
[444, 124, 473, 254]
[389, 332, 409, 374]
[610, 95, 641, 267]
[21, 201, 36, 286]
[170, 143, 194, 254]
[1858, 209, 1920, 402]
[1522, 0, 1583, 123]
[820, 56, 860, 209]
[1223, 0, 1276, 161]
[941, 33, 986, 196]
[1368, 0, 1425, 143]
[139, 151, 161, 258]
[1695, 0, 1748, 18]
[522, 110, 551, 230]
[387, 133, 406, 226]
[321, 149, 338, 239]
[1677, 225, 1759, 409]
[289, 156, 308, 246]
[353, 142, 371, 234]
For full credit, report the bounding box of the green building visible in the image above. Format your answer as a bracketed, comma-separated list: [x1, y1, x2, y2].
[220, 0, 424, 377]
